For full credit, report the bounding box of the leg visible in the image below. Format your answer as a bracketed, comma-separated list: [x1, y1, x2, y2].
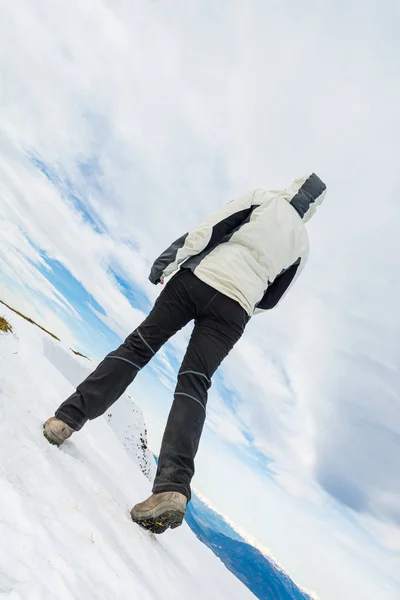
[153, 291, 249, 501]
[55, 271, 195, 430]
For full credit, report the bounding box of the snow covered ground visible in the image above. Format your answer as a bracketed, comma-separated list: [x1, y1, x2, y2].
[0, 308, 255, 600]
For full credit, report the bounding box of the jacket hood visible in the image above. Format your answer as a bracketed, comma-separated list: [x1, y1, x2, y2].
[272, 173, 327, 222]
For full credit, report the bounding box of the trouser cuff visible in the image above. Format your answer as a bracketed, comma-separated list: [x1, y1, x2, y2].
[54, 409, 87, 431]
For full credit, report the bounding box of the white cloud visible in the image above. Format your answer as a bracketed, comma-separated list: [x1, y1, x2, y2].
[1, 1, 400, 598]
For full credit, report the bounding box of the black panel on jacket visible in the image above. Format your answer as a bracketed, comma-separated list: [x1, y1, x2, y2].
[149, 233, 189, 284]
[290, 173, 326, 218]
[176, 207, 257, 272]
[256, 259, 301, 310]
[184, 206, 258, 272]
[204, 207, 257, 251]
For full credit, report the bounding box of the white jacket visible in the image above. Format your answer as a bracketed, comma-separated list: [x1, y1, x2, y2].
[150, 173, 326, 316]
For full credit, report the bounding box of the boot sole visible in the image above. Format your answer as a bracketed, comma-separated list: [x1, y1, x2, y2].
[131, 510, 185, 534]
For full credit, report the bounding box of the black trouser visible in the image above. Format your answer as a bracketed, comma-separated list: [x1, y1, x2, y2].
[55, 269, 249, 500]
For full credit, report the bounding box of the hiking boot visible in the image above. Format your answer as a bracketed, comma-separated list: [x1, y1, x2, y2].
[130, 491, 187, 534]
[43, 417, 74, 446]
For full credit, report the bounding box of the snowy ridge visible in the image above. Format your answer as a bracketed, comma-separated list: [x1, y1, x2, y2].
[191, 489, 320, 600]
[0, 309, 255, 600]
[193, 487, 286, 568]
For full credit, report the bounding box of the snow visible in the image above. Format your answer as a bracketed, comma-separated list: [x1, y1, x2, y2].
[0, 309, 255, 600]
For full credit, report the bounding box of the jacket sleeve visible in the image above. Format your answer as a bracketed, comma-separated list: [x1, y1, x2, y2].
[149, 190, 261, 284]
[253, 247, 309, 314]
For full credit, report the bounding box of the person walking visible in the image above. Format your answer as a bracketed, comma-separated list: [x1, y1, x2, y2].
[44, 173, 326, 534]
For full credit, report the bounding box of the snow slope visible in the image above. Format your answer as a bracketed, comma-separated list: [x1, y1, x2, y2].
[0, 309, 255, 600]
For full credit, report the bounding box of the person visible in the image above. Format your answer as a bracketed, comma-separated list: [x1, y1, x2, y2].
[43, 173, 326, 534]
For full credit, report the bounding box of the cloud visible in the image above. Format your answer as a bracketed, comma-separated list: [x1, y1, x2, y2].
[1, 1, 400, 598]
[313, 348, 400, 522]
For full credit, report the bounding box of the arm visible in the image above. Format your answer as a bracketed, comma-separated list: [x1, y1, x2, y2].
[149, 190, 261, 284]
[253, 247, 309, 314]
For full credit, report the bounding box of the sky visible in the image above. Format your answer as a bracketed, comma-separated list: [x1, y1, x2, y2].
[1, 1, 399, 598]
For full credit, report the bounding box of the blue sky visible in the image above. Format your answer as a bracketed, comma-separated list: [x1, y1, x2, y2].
[1, 1, 400, 598]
